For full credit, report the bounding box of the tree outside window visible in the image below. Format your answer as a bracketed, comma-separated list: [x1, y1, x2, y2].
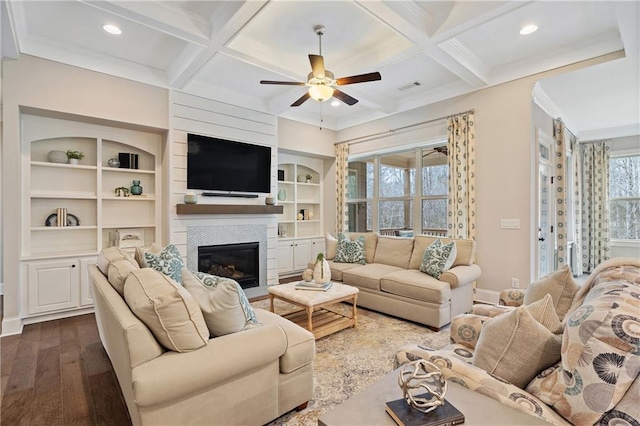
[609, 155, 640, 240]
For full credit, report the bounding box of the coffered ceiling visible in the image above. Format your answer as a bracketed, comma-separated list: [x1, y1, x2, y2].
[2, 1, 639, 136]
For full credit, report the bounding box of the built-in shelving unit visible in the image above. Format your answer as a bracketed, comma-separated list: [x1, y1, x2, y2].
[20, 114, 163, 322]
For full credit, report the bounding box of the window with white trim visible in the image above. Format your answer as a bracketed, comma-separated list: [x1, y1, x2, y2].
[609, 154, 640, 240]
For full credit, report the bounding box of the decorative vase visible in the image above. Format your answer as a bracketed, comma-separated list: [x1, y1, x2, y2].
[47, 150, 68, 164]
[265, 196, 276, 205]
[184, 192, 197, 204]
[68, 158, 79, 165]
[108, 158, 120, 168]
[312, 253, 331, 284]
[131, 180, 143, 195]
[277, 189, 286, 201]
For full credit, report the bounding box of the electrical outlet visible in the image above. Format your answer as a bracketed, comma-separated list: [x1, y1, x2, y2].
[511, 278, 519, 288]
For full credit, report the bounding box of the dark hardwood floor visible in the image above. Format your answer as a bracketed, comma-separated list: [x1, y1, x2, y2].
[1, 314, 131, 426]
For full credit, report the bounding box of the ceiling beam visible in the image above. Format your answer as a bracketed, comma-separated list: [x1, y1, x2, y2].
[79, 0, 210, 46]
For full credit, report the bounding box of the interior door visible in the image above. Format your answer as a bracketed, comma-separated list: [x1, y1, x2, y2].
[536, 131, 555, 278]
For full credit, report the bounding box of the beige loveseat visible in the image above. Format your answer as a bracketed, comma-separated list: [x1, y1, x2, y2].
[321, 233, 481, 329]
[395, 258, 640, 425]
[89, 252, 315, 426]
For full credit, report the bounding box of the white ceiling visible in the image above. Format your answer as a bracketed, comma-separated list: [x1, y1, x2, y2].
[2, 1, 639, 137]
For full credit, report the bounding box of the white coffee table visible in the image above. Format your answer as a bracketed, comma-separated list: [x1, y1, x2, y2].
[268, 282, 359, 339]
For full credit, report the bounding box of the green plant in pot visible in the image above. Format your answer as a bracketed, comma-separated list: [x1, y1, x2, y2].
[66, 149, 84, 164]
[313, 252, 331, 284]
[305, 173, 312, 183]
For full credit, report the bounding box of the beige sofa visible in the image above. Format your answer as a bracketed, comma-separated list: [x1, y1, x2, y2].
[89, 258, 315, 426]
[321, 233, 481, 329]
[395, 258, 640, 425]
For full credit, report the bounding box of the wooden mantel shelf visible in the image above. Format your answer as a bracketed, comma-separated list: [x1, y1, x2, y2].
[176, 204, 283, 215]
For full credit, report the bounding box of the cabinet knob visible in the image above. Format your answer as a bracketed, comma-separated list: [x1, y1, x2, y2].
[72, 264, 76, 268]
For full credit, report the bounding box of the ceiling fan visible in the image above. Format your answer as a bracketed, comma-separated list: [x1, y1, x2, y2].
[259, 25, 382, 107]
[423, 146, 449, 157]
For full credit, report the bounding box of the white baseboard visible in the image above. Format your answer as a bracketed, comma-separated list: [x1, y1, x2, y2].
[1, 316, 23, 336]
[475, 288, 500, 305]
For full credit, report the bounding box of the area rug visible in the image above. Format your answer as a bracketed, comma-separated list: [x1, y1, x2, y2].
[251, 299, 451, 425]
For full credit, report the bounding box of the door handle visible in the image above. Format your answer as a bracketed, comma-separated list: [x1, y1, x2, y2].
[538, 237, 545, 242]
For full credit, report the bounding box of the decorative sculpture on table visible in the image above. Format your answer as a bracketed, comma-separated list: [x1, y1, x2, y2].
[312, 252, 331, 284]
[398, 359, 447, 413]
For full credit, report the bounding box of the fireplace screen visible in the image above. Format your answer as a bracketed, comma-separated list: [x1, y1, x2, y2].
[197, 242, 259, 289]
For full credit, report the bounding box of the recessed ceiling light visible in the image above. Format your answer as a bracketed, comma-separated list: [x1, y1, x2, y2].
[331, 100, 340, 107]
[103, 24, 122, 35]
[520, 24, 538, 35]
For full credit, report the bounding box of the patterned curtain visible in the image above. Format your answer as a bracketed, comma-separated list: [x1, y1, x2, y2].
[553, 119, 569, 268]
[335, 143, 350, 235]
[447, 111, 476, 240]
[580, 141, 611, 272]
[571, 139, 584, 276]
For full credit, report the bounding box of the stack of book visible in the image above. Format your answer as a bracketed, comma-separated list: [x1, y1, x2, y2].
[56, 207, 67, 226]
[295, 281, 333, 291]
[385, 396, 465, 426]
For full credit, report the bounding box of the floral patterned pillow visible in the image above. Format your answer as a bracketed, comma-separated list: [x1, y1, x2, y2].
[334, 233, 366, 264]
[144, 244, 184, 283]
[420, 239, 457, 279]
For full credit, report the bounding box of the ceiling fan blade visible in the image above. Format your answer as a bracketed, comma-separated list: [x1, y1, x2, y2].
[309, 54, 325, 78]
[332, 89, 358, 106]
[260, 80, 306, 86]
[291, 92, 311, 107]
[336, 72, 382, 86]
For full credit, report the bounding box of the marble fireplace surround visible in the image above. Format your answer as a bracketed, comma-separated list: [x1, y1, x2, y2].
[186, 224, 268, 297]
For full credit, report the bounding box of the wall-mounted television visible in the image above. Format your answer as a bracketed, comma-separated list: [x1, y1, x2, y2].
[187, 133, 272, 195]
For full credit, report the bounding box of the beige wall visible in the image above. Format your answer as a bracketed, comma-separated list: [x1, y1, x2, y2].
[2, 55, 168, 328]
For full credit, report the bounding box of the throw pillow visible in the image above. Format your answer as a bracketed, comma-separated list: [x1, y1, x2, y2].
[182, 269, 258, 337]
[144, 244, 184, 284]
[124, 268, 209, 352]
[473, 299, 562, 388]
[523, 265, 579, 321]
[135, 242, 163, 268]
[97, 246, 138, 276]
[419, 239, 457, 279]
[325, 233, 338, 260]
[334, 233, 366, 264]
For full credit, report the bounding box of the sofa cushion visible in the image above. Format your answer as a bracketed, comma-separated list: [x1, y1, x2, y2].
[97, 246, 138, 276]
[372, 236, 414, 269]
[342, 264, 404, 291]
[419, 239, 457, 279]
[107, 257, 139, 296]
[124, 268, 209, 352]
[409, 236, 476, 270]
[325, 233, 338, 260]
[380, 269, 451, 304]
[325, 260, 364, 281]
[523, 265, 578, 321]
[348, 232, 378, 264]
[182, 269, 258, 337]
[473, 297, 562, 388]
[144, 244, 185, 284]
[254, 309, 315, 374]
[334, 233, 366, 264]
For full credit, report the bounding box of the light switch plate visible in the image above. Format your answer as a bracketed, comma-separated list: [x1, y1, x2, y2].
[501, 219, 520, 229]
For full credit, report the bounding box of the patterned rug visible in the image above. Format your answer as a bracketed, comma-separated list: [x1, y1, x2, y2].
[251, 299, 451, 425]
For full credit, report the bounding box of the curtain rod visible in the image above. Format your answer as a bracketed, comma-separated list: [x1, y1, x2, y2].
[335, 109, 475, 146]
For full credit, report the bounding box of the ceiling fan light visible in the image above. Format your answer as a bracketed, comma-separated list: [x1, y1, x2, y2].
[103, 24, 122, 35]
[308, 84, 334, 102]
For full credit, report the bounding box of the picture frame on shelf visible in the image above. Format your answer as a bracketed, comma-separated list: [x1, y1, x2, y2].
[117, 228, 145, 248]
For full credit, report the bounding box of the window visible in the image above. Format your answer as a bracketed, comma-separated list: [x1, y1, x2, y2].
[609, 154, 640, 240]
[346, 145, 448, 236]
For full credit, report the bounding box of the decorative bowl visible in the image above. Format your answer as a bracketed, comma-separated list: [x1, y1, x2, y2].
[48, 150, 68, 164]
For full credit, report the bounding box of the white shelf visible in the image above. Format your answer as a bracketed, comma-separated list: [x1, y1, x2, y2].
[102, 196, 156, 201]
[297, 182, 320, 187]
[31, 192, 97, 199]
[103, 223, 156, 228]
[31, 225, 97, 231]
[102, 168, 155, 175]
[297, 220, 320, 224]
[31, 161, 97, 171]
[298, 200, 320, 204]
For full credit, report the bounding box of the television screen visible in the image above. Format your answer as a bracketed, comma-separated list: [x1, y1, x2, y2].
[187, 134, 272, 194]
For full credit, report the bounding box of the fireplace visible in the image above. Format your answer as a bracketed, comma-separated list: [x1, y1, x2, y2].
[197, 242, 259, 289]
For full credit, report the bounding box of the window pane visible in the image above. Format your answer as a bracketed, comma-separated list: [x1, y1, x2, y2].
[422, 164, 448, 196]
[422, 199, 447, 232]
[610, 199, 640, 239]
[347, 201, 372, 232]
[609, 155, 640, 198]
[379, 200, 413, 230]
[347, 160, 373, 200]
[379, 151, 414, 197]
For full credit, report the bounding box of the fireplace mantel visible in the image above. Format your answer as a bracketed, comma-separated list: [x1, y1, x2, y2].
[177, 204, 283, 215]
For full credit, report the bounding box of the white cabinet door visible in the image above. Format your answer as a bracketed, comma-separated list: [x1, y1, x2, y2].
[27, 259, 80, 314]
[80, 257, 98, 307]
[293, 239, 312, 271]
[278, 240, 294, 274]
[311, 238, 326, 258]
